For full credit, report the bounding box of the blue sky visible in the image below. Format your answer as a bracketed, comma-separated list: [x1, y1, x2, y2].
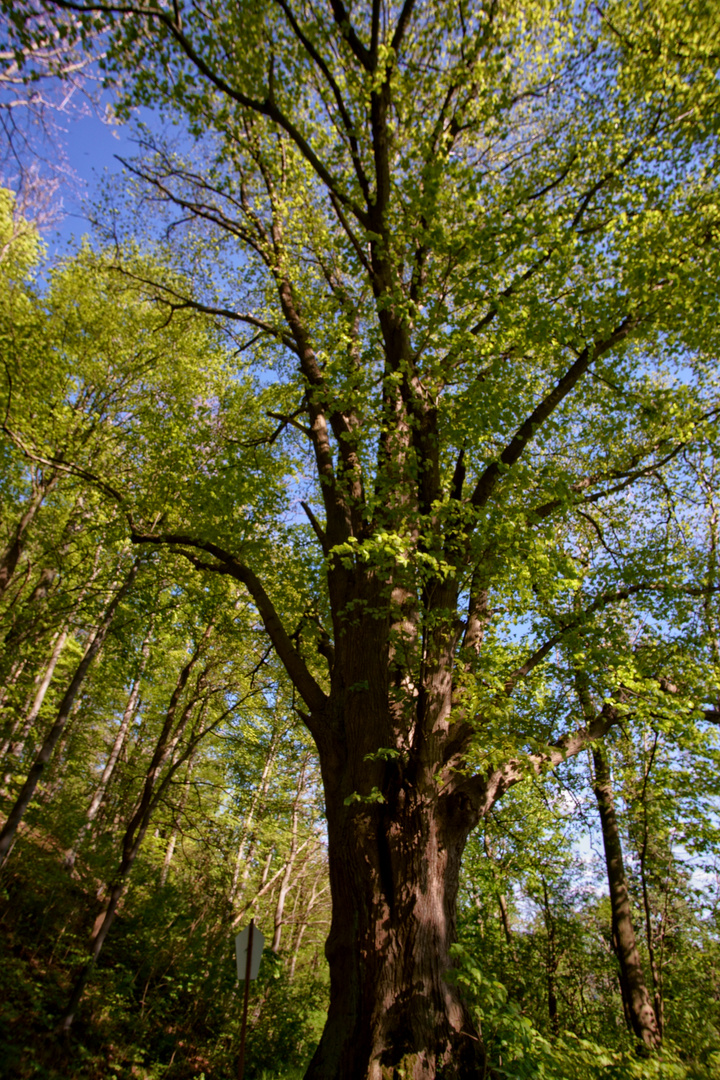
[48, 103, 140, 252]
[0, 77, 153, 258]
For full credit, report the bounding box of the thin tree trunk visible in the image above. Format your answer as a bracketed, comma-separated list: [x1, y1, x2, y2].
[637, 731, 664, 1036]
[228, 721, 285, 905]
[0, 472, 58, 597]
[0, 658, 27, 755]
[0, 557, 141, 868]
[289, 870, 329, 982]
[271, 755, 309, 952]
[37, 694, 84, 804]
[541, 878, 560, 1036]
[2, 546, 102, 762]
[592, 743, 661, 1049]
[159, 749, 195, 887]
[65, 620, 153, 869]
[2, 625, 70, 760]
[59, 635, 215, 1030]
[483, 831, 518, 962]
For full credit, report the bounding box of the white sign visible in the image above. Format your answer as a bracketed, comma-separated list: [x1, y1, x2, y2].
[235, 923, 264, 982]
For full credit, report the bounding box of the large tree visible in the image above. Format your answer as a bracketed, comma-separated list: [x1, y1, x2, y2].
[5, 1, 720, 1076]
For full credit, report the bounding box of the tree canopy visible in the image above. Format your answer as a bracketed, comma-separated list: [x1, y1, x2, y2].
[1, 1, 720, 1077]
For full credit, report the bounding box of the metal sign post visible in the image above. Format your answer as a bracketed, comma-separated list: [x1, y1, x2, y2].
[235, 920, 264, 1080]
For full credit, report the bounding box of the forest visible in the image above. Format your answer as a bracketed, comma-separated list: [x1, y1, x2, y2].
[1, 1, 720, 1078]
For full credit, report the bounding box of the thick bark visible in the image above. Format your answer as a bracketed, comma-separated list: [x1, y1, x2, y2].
[306, 712, 485, 1080]
[592, 744, 661, 1050]
[0, 557, 141, 868]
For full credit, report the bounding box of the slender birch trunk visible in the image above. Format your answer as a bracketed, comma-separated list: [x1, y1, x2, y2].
[159, 748, 196, 887]
[1, 547, 102, 762]
[228, 721, 285, 905]
[288, 870, 329, 982]
[61, 673, 238, 1031]
[637, 732, 665, 1036]
[1, 626, 70, 761]
[271, 755, 309, 952]
[0, 658, 27, 756]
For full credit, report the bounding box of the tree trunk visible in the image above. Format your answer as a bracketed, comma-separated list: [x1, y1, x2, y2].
[59, 636, 216, 1030]
[592, 743, 661, 1050]
[483, 831, 518, 962]
[541, 879, 560, 1036]
[228, 719, 285, 906]
[2, 545, 102, 763]
[1, 624, 70, 761]
[0, 471, 58, 597]
[637, 732, 665, 1036]
[271, 753, 308, 952]
[159, 748, 195, 887]
[0, 658, 27, 757]
[288, 870, 329, 982]
[306, 726, 484, 1080]
[0, 557, 140, 868]
[65, 619, 152, 869]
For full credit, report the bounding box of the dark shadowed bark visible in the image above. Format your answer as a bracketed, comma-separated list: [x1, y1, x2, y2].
[308, 732, 485, 1079]
[591, 743, 661, 1050]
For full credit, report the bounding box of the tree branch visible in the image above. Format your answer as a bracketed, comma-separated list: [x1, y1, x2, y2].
[51, 0, 370, 224]
[502, 577, 720, 697]
[470, 314, 640, 509]
[465, 701, 621, 817]
[328, 0, 374, 70]
[390, 0, 417, 52]
[128, 527, 328, 716]
[273, 0, 371, 204]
